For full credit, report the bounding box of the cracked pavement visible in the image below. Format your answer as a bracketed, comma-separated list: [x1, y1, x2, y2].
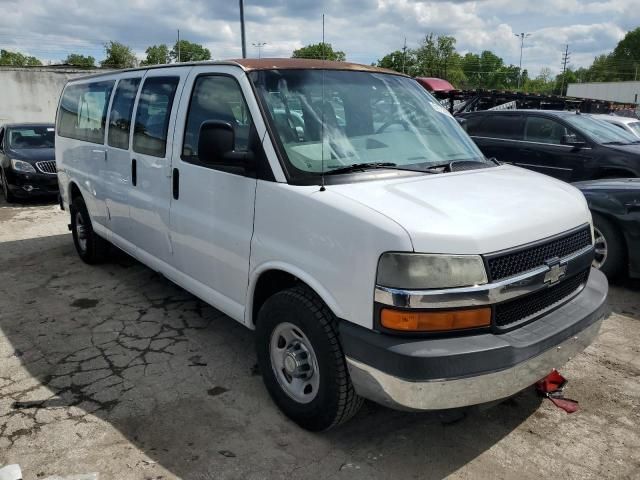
[0, 198, 639, 480]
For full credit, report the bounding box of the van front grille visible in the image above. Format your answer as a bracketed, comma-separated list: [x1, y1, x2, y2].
[36, 160, 57, 174]
[494, 269, 590, 328]
[486, 226, 592, 281]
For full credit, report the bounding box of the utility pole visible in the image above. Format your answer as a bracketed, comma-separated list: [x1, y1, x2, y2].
[239, 0, 246, 58]
[252, 42, 267, 59]
[560, 44, 571, 96]
[322, 14, 325, 60]
[515, 32, 530, 91]
[177, 29, 180, 63]
[402, 37, 407, 74]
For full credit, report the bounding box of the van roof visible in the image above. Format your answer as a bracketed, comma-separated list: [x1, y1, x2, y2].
[67, 58, 406, 82]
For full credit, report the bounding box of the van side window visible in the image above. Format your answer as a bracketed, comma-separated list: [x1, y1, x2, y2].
[182, 75, 253, 162]
[133, 77, 180, 157]
[473, 114, 523, 140]
[58, 81, 115, 144]
[108, 78, 141, 150]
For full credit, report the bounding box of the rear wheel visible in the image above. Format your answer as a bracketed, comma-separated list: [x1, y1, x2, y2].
[1, 169, 16, 203]
[70, 195, 109, 264]
[592, 213, 625, 279]
[256, 286, 363, 431]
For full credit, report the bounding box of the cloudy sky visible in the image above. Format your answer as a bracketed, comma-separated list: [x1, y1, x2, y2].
[0, 0, 638, 76]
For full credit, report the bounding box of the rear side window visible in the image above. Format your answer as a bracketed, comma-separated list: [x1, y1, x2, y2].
[58, 81, 115, 144]
[470, 114, 523, 140]
[133, 77, 180, 157]
[108, 78, 141, 150]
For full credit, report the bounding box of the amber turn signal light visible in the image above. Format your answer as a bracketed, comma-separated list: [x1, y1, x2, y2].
[381, 307, 491, 332]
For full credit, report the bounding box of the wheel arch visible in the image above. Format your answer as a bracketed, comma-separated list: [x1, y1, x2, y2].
[246, 263, 344, 329]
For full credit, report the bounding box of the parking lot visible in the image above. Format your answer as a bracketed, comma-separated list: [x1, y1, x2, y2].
[0, 198, 638, 480]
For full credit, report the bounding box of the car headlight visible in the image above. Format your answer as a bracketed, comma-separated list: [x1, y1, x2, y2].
[11, 159, 36, 174]
[377, 253, 488, 289]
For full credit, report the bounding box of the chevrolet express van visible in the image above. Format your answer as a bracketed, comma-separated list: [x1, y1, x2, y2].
[56, 59, 608, 431]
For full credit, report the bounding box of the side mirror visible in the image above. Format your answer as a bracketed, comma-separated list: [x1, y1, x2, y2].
[561, 134, 586, 149]
[198, 120, 255, 171]
[456, 117, 468, 132]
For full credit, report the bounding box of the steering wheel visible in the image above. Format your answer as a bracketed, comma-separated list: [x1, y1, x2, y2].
[376, 119, 410, 133]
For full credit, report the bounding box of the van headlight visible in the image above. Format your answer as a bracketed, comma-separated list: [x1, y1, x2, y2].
[377, 253, 488, 289]
[11, 159, 36, 174]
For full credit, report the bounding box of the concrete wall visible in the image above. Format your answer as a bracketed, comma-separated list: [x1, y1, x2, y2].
[0, 67, 105, 125]
[567, 81, 640, 104]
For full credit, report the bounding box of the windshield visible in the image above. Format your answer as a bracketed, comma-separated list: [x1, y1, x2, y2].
[8, 126, 55, 149]
[627, 121, 640, 137]
[250, 69, 486, 179]
[566, 115, 638, 144]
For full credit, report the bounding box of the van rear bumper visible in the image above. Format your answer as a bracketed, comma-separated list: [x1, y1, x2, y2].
[340, 268, 608, 411]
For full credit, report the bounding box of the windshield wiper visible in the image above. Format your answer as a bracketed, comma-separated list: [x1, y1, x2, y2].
[602, 141, 633, 145]
[325, 162, 430, 175]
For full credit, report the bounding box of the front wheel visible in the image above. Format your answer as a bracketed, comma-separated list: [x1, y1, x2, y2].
[70, 195, 109, 264]
[1, 170, 16, 203]
[592, 213, 625, 279]
[256, 286, 363, 431]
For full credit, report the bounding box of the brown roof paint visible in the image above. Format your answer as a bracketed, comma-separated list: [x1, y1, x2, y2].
[228, 58, 407, 76]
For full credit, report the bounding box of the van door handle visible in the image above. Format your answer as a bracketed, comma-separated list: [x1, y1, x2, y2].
[132, 159, 137, 186]
[173, 168, 179, 200]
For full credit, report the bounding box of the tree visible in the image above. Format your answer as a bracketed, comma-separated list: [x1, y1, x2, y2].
[141, 44, 169, 65]
[612, 27, 640, 80]
[63, 53, 95, 68]
[0, 49, 41, 66]
[292, 43, 345, 61]
[101, 41, 137, 68]
[376, 49, 417, 74]
[170, 40, 211, 62]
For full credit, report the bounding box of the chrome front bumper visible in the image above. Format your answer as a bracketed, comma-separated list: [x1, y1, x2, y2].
[346, 318, 602, 411]
[341, 268, 608, 411]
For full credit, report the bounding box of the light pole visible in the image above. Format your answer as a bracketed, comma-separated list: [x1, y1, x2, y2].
[239, 0, 246, 58]
[252, 42, 267, 59]
[515, 32, 530, 91]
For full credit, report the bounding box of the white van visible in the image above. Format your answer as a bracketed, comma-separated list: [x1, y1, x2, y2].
[56, 59, 608, 431]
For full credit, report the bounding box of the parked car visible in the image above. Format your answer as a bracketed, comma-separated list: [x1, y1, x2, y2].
[0, 123, 58, 202]
[56, 59, 608, 431]
[457, 110, 640, 181]
[574, 178, 640, 279]
[591, 114, 640, 139]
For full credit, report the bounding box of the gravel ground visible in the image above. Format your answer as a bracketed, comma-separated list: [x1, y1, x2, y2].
[0, 197, 639, 480]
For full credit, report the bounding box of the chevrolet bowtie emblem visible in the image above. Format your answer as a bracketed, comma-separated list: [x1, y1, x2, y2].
[544, 259, 567, 285]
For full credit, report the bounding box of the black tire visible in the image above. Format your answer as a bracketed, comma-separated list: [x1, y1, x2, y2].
[592, 212, 626, 279]
[1, 169, 16, 203]
[256, 286, 363, 431]
[70, 195, 109, 264]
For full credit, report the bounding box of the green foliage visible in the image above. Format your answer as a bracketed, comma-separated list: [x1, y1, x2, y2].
[63, 54, 95, 68]
[291, 43, 346, 61]
[170, 40, 211, 62]
[377, 50, 417, 74]
[141, 44, 170, 66]
[101, 41, 137, 69]
[0, 49, 42, 66]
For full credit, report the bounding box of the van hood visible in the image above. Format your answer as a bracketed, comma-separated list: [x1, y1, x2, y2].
[330, 165, 591, 254]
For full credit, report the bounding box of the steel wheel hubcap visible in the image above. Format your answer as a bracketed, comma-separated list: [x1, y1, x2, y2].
[593, 227, 608, 269]
[75, 211, 88, 252]
[269, 322, 319, 404]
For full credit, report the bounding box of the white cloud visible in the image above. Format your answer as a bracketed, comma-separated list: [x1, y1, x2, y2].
[0, 0, 636, 76]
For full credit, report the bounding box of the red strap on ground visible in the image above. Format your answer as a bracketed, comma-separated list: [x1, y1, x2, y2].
[535, 369, 579, 414]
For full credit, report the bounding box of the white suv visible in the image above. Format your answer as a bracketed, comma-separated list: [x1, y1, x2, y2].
[55, 59, 608, 430]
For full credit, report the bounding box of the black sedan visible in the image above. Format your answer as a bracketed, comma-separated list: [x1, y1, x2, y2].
[574, 178, 640, 279]
[0, 123, 59, 202]
[457, 110, 640, 182]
